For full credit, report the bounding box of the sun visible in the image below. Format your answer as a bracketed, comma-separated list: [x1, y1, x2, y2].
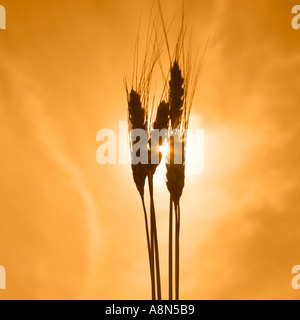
[153, 143, 169, 186]
[159, 142, 169, 158]
[153, 127, 204, 186]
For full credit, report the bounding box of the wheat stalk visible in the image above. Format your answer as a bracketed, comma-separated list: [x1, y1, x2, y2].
[158, 0, 206, 299]
[166, 60, 185, 300]
[126, 1, 206, 300]
[147, 101, 169, 301]
[126, 86, 156, 299]
[126, 15, 166, 299]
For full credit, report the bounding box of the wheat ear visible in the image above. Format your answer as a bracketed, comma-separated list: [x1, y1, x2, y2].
[127, 87, 156, 300]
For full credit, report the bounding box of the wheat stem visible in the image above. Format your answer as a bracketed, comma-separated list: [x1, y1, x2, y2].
[140, 194, 156, 300]
[169, 195, 174, 300]
[175, 201, 181, 300]
[148, 173, 162, 300]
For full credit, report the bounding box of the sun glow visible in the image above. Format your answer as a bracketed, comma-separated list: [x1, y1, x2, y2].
[160, 143, 169, 158]
[153, 127, 205, 186]
[153, 143, 168, 185]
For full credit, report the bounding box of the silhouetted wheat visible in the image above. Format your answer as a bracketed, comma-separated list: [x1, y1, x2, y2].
[158, 0, 206, 300]
[126, 86, 155, 299]
[125, 16, 163, 299]
[147, 100, 169, 301]
[166, 60, 186, 301]
[126, 0, 206, 301]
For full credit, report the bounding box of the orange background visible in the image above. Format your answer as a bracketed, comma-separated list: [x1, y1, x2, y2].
[1, 0, 300, 300]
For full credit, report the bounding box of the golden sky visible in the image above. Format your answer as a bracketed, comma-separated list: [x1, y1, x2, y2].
[1, 0, 300, 300]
